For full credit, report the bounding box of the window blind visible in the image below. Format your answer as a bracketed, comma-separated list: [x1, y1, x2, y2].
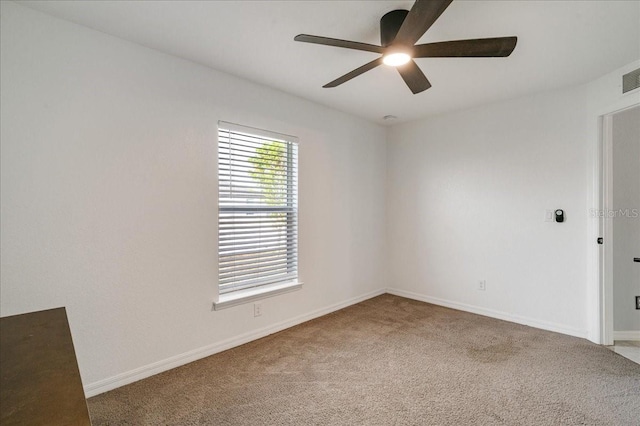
[218, 122, 298, 294]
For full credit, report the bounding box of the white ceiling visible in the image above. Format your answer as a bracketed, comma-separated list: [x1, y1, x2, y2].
[20, 1, 640, 125]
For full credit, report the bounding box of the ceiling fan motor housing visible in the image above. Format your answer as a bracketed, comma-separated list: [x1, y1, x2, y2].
[380, 10, 409, 47]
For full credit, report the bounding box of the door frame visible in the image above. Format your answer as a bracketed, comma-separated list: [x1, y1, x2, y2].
[598, 104, 640, 346]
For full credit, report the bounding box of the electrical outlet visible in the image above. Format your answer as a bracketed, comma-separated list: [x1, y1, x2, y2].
[636, 296, 640, 310]
[478, 280, 486, 291]
[254, 302, 262, 317]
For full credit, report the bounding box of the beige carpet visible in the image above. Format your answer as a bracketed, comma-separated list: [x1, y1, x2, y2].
[88, 295, 640, 425]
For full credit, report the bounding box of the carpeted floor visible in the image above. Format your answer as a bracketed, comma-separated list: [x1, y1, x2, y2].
[88, 295, 640, 425]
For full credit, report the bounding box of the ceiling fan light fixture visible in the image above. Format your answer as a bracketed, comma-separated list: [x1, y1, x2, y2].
[383, 52, 411, 67]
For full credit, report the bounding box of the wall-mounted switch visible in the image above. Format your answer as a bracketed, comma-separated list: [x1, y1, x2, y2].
[545, 210, 554, 222]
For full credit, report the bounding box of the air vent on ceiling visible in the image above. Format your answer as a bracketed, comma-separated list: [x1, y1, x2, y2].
[622, 68, 640, 94]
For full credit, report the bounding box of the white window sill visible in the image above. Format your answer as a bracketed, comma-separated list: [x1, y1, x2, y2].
[213, 281, 303, 310]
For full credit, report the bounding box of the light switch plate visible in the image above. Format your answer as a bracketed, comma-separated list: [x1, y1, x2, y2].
[545, 210, 554, 222]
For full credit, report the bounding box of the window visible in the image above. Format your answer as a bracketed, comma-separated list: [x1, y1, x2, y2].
[216, 122, 299, 305]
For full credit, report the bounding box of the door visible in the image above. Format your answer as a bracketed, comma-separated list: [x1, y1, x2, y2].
[610, 106, 640, 342]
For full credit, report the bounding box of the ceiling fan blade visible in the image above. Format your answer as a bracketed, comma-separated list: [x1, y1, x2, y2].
[414, 37, 517, 57]
[323, 57, 384, 88]
[396, 60, 431, 94]
[294, 34, 384, 54]
[393, 0, 453, 46]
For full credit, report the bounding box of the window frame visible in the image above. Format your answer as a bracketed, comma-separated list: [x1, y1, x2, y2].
[214, 121, 302, 309]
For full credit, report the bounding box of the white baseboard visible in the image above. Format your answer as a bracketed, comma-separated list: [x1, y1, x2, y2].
[386, 287, 589, 339]
[613, 330, 640, 341]
[85, 287, 594, 397]
[84, 288, 386, 397]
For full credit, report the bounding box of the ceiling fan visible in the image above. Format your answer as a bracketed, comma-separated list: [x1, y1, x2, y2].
[294, 0, 517, 94]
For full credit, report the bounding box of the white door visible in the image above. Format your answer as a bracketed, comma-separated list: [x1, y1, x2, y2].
[611, 106, 640, 341]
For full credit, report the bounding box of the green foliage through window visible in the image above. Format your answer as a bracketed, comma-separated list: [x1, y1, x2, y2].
[249, 140, 288, 206]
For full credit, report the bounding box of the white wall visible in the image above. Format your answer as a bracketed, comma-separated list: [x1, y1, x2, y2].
[386, 60, 640, 342]
[612, 106, 640, 333]
[0, 2, 387, 395]
[387, 86, 591, 337]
